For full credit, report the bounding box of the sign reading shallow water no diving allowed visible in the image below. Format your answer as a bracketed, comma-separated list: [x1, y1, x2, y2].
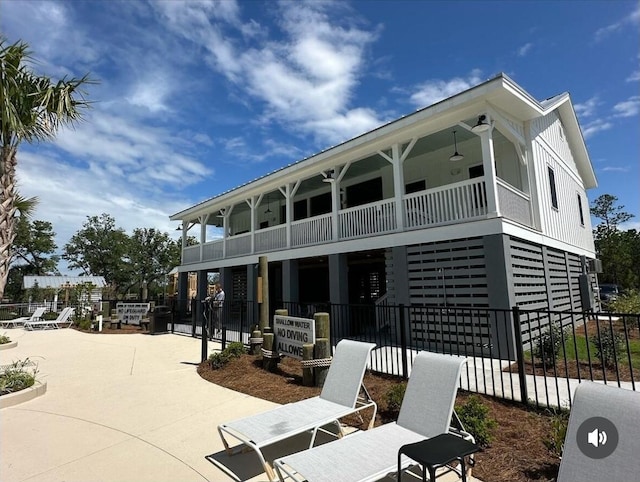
[273, 315, 315, 360]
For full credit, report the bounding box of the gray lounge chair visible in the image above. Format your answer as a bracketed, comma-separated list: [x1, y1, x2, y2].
[217, 339, 377, 482]
[24, 307, 74, 330]
[1, 307, 46, 329]
[556, 382, 640, 482]
[273, 351, 469, 482]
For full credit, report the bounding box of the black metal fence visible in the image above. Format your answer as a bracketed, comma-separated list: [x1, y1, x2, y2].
[9, 298, 635, 409]
[167, 299, 639, 409]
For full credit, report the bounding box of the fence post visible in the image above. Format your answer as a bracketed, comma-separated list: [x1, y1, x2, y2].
[399, 304, 409, 380]
[201, 304, 208, 363]
[512, 306, 529, 406]
[191, 299, 197, 337]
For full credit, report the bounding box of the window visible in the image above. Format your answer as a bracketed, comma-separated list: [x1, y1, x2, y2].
[548, 166, 558, 209]
[310, 192, 332, 216]
[293, 199, 307, 221]
[577, 193, 585, 226]
[405, 179, 426, 194]
[469, 164, 484, 179]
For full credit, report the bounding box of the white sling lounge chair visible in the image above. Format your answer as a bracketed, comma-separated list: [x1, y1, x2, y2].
[1, 307, 46, 329]
[274, 351, 469, 482]
[556, 382, 640, 482]
[217, 339, 377, 481]
[24, 307, 74, 330]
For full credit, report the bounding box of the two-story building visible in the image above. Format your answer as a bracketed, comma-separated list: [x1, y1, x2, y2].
[170, 73, 598, 353]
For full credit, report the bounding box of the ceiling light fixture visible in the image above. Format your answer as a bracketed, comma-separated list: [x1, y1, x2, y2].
[265, 195, 272, 214]
[471, 114, 490, 133]
[449, 130, 464, 162]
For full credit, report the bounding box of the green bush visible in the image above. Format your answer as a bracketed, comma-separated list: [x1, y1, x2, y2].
[591, 329, 625, 367]
[544, 409, 569, 458]
[0, 334, 11, 344]
[225, 342, 247, 358]
[609, 289, 640, 314]
[0, 359, 37, 396]
[208, 343, 247, 370]
[457, 395, 497, 447]
[385, 382, 407, 414]
[0, 311, 19, 320]
[43, 311, 59, 320]
[77, 318, 92, 330]
[533, 322, 567, 366]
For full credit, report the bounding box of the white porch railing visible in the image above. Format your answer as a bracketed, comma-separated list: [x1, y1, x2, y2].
[403, 178, 487, 229]
[182, 178, 534, 264]
[202, 239, 223, 261]
[255, 224, 287, 252]
[183, 245, 200, 264]
[292, 213, 332, 247]
[226, 232, 252, 257]
[497, 179, 532, 227]
[339, 199, 397, 239]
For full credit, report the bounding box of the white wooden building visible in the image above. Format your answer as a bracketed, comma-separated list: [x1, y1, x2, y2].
[170, 74, 599, 350]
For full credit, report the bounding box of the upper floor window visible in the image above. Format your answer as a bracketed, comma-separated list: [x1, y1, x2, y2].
[405, 179, 426, 194]
[548, 166, 558, 209]
[577, 193, 585, 226]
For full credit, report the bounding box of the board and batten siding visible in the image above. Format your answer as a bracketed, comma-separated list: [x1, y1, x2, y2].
[530, 112, 595, 253]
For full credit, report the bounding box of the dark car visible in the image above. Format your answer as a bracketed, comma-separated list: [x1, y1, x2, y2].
[598, 283, 620, 308]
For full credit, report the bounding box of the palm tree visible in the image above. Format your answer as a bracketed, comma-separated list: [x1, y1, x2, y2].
[0, 38, 92, 300]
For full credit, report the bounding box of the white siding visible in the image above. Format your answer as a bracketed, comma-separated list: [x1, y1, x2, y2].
[530, 112, 595, 253]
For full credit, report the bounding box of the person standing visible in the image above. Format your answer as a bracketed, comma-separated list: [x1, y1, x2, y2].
[212, 283, 225, 336]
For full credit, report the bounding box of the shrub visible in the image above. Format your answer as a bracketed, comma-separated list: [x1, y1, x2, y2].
[77, 318, 92, 331]
[0, 359, 38, 396]
[0, 311, 19, 320]
[533, 322, 567, 366]
[43, 311, 59, 320]
[385, 382, 407, 414]
[591, 329, 625, 367]
[208, 343, 246, 370]
[544, 409, 569, 458]
[457, 395, 497, 447]
[0, 334, 10, 344]
[609, 289, 640, 314]
[225, 342, 247, 358]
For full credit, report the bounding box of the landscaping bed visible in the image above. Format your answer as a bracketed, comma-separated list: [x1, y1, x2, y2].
[198, 354, 561, 482]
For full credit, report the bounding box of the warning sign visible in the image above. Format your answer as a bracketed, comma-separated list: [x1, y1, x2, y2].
[273, 315, 315, 360]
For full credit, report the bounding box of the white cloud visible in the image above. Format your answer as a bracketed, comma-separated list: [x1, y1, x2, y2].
[574, 96, 600, 117]
[153, 0, 384, 146]
[517, 42, 533, 57]
[601, 166, 630, 173]
[408, 70, 484, 108]
[582, 118, 613, 138]
[613, 96, 640, 117]
[620, 220, 640, 231]
[594, 3, 640, 41]
[626, 70, 640, 82]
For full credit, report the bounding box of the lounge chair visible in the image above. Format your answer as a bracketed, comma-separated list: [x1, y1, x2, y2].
[217, 339, 377, 481]
[556, 382, 640, 482]
[24, 307, 75, 330]
[274, 351, 469, 482]
[0, 307, 46, 329]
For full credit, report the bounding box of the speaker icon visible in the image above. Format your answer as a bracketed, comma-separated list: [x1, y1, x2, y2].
[587, 428, 608, 447]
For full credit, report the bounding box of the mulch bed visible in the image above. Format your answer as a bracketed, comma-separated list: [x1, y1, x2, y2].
[73, 323, 149, 335]
[198, 354, 560, 482]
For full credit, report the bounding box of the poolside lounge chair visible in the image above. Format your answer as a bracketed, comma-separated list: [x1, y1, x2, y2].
[24, 307, 75, 330]
[217, 339, 377, 481]
[556, 382, 640, 482]
[0, 307, 46, 329]
[273, 351, 469, 482]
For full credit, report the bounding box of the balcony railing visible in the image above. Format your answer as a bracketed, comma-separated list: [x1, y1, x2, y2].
[184, 178, 532, 264]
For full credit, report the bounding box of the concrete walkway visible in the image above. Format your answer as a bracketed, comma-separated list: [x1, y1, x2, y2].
[1, 329, 480, 482]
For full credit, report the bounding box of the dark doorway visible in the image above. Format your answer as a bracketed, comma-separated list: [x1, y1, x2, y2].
[346, 177, 383, 207]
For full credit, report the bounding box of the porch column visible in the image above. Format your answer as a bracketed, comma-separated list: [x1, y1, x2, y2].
[247, 198, 256, 254]
[180, 222, 187, 264]
[220, 267, 232, 300]
[328, 254, 348, 305]
[178, 272, 188, 300]
[199, 214, 210, 262]
[195, 269, 209, 332]
[280, 181, 300, 248]
[331, 173, 340, 241]
[247, 264, 257, 327]
[479, 121, 499, 216]
[391, 143, 405, 230]
[282, 259, 299, 304]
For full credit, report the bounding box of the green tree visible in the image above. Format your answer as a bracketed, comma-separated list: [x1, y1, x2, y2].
[5, 217, 59, 301]
[0, 38, 92, 300]
[63, 214, 130, 292]
[127, 228, 181, 300]
[590, 194, 636, 288]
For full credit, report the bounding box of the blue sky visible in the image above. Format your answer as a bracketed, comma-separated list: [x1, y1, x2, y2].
[2, 0, 639, 273]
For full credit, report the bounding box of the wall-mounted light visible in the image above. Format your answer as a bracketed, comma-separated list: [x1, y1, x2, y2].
[471, 114, 490, 133]
[449, 130, 464, 162]
[322, 169, 335, 183]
